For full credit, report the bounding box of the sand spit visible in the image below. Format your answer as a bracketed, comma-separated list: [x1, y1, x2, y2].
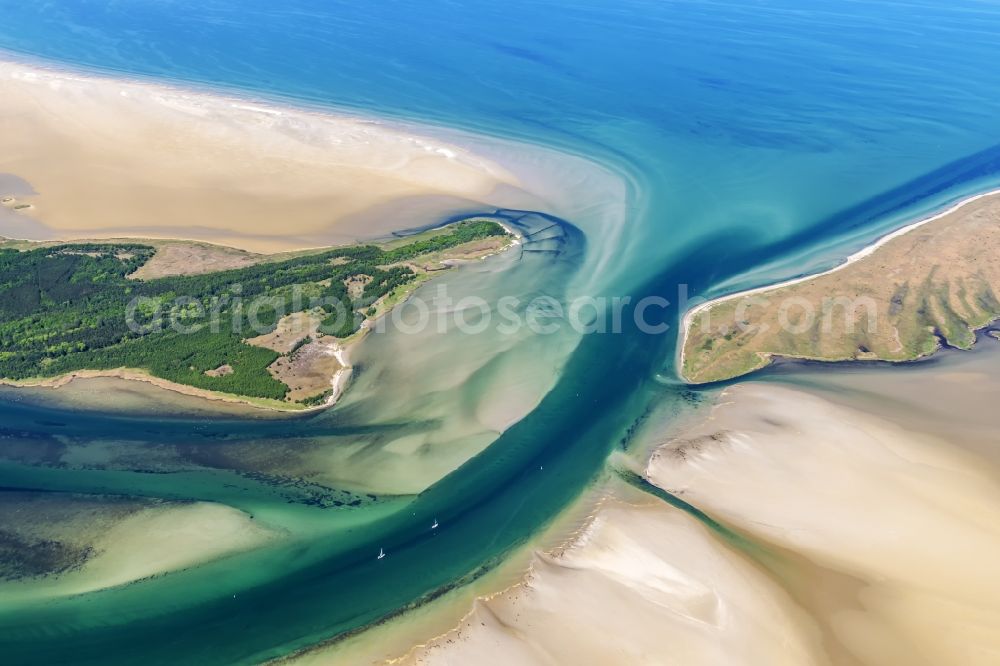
[679, 189, 1000, 382]
[0, 374, 289, 418]
[0, 368, 304, 412]
[0, 60, 519, 252]
[681, 189, 1000, 341]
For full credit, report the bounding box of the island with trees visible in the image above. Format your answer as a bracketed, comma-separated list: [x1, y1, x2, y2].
[0, 219, 512, 408]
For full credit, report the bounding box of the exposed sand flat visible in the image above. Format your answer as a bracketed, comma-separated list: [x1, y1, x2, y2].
[407, 378, 1000, 666]
[0, 60, 520, 252]
[650, 383, 1000, 665]
[402, 499, 824, 666]
[0, 499, 277, 601]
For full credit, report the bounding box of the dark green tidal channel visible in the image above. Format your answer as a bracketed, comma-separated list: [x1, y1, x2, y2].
[0, 206, 681, 664]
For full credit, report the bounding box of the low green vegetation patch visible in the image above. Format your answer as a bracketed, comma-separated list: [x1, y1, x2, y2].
[298, 389, 334, 407]
[0, 220, 506, 400]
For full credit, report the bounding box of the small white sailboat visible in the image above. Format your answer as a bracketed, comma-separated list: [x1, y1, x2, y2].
[431, 519, 439, 530]
[377, 547, 386, 560]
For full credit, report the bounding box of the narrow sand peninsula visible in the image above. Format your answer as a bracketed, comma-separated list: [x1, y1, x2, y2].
[0, 368, 302, 413]
[681, 190, 1000, 383]
[0, 60, 518, 252]
[650, 384, 1000, 665]
[0, 499, 276, 601]
[0, 374, 288, 418]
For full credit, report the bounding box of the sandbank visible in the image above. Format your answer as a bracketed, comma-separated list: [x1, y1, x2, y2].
[0, 60, 520, 253]
[398, 496, 822, 666]
[406, 378, 1000, 665]
[650, 383, 1000, 664]
[0, 498, 277, 602]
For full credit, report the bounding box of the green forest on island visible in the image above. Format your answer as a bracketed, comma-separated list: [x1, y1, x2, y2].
[0, 220, 506, 400]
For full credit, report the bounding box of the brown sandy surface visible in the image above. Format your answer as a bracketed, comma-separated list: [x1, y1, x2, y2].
[648, 383, 1000, 665]
[128, 240, 261, 278]
[396, 496, 823, 666]
[396, 378, 1000, 666]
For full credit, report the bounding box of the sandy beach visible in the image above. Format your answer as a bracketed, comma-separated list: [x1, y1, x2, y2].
[0, 60, 520, 252]
[0, 368, 306, 412]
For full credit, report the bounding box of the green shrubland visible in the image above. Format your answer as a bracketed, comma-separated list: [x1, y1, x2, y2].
[0, 220, 506, 399]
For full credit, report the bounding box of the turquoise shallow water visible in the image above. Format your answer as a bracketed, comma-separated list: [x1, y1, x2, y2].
[3, 1, 1000, 662]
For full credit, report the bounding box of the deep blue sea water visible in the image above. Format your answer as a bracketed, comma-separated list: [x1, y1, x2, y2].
[2, 1, 1000, 662]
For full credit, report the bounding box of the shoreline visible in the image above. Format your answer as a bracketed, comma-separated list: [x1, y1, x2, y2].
[325, 344, 353, 409]
[0, 58, 522, 253]
[282, 486, 610, 665]
[0, 47, 637, 297]
[0, 369, 315, 414]
[0, 221, 517, 414]
[0, 46, 516, 176]
[699, 321, 1000, 383]
[677, 188, 1000, 381]
[1, 214, 524, 265]
[0, 51, 515, 184]
[392, 486, 821, 665]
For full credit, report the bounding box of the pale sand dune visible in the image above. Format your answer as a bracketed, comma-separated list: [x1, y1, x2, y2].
[1, 501, 277, 601]
[650, 383, 1000, 665]
[0, 61, 519, 252]
[403, 499, 824, 666]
